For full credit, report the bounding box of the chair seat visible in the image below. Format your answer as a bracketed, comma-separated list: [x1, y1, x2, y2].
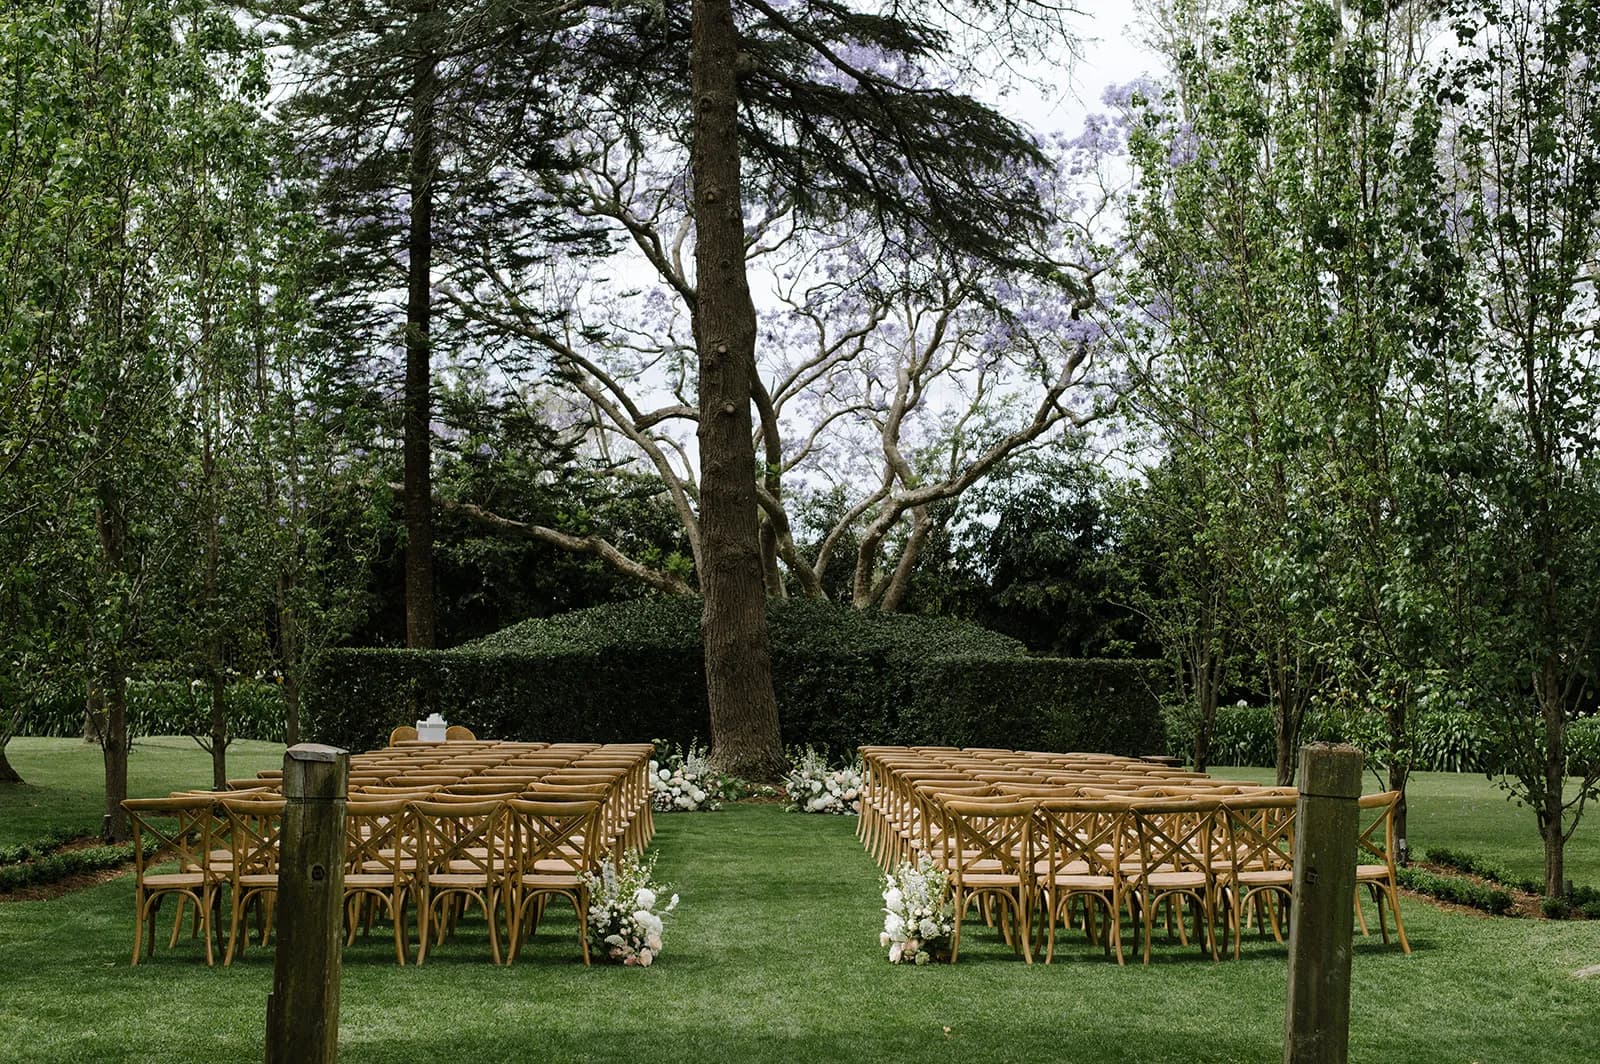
[1355, 864, 1391, 881]
[517, 873, 584, 889]
[236, 874, 278, 888]
[345, 873, 405, 889]
[1141, 871, 1208, 889]
[1237, 870, 1293, 886]
[1039, 873, 1118, 889]
[143, 873, 206, 889]
[427, 873, 497, 889]
[955, 872, 1026, 888]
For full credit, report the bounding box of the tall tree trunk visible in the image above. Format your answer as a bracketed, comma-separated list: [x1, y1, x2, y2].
[1386, 703, 1410, 863]
[283, 671, 302, 748]
[1540, 667, 1566, 896]
[95, 486, 130, 842]
[1192, 644, 1217, 774]
[403, 7, 439, 650]
[101, 671, 129, 842]
[691, 0, 786, 780]
[209, 675, 228, 791]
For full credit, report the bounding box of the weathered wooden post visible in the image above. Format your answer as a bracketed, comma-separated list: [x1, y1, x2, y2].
[1284, 742, 1364, 1064]
[266, 743, 349, 1064]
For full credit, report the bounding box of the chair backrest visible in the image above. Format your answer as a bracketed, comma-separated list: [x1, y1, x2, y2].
[444, 725, 477, 741]
[1219, 793, 1297, 874]
[1128, 797, 1221, 876]
[1033, 797, 1131, 880]
[505, 798, 601, 877]
[388, 725, 419, 746]
[124, 796, 215, 878]
[220, 796, 287, 878]
[412, 800, 505, 882]
[1357, 790, 1402, 869]
[344, 798, 412, 881]
[939, 797, 1034, 879]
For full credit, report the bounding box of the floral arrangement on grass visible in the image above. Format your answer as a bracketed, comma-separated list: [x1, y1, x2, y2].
[650, 742, 727, 812]
[783, 747, 862, 815]
[585, 856, 679, 966]
[880, 855, 954, 964]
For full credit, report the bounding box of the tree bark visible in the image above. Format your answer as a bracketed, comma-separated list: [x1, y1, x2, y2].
[1386, 706, 1410, 864]
[209, 675, 228, 792]
[691, 0, 786, 780]
[0, 736, 22, 785]
[101, 674, 129, 842]
[403, 5, 440, 650]
[1540, 666, 1566, 896]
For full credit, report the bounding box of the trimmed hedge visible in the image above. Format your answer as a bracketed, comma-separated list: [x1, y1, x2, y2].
[1396, 865, 1516, 915]
[305, 599, 1165, 757]
[17, 680, 285, 742]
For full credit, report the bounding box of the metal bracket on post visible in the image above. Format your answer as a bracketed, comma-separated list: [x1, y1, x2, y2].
[265, 743, 349, 1064]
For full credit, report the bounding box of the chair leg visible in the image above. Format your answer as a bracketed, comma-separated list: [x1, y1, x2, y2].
[131, 890, 147, 966]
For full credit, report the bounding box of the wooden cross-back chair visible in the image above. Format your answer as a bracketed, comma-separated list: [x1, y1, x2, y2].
[343, 797, 414, 965]
[124, 796, 219, 966]
[412, 799, 507, 964]
[220, 796, 286, 965]
[1032, 797, 1132, 965]
[1125, 797, 1222, 964]
[1355, 790, 1411, 954]
[1219, 793, 1297, 957]
[937, 797, 1034, 964]
[504, 798, 603, 965]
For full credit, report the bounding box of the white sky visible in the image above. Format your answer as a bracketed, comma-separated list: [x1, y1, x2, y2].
[987, 1, 1166, 139]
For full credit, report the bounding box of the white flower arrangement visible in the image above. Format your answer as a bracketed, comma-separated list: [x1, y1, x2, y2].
[649, 742, 727, 812]
[783, 747, 862, 815]
[880, 856, 954, 965]
[584, 855, 679, 966]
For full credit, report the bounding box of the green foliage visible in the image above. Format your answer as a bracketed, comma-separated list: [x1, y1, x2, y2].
[0, 827, 95, 867]
[1395, 865, 1515, 916]
[306, 600, 1163, 758]
[18, 680, 284, 742]
[1422, 848, 1521, 892]
[0, 838, 159, 894]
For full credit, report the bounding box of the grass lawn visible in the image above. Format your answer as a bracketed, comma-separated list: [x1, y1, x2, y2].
[1212, 765, 1600, 887]
[2, 742, 1599, 1063]
[1, 737, 286, 847]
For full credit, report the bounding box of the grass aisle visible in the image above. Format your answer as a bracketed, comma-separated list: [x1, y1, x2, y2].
[3, 803, 1599, 1062]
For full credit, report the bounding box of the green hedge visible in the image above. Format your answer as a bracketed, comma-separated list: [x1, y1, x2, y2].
[17, 680, 285, 742]
[305, 600, 1165, 757]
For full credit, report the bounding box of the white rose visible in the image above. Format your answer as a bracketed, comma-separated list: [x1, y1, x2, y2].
[807, 795, 830, 812]
[883, 887, 903, 910]
[674, 795, 693, 809]
[635, 887, 657, 910]
[884, 913, 905, 937]
[691, 788, 706, 803]
[634, 910, 663, 936]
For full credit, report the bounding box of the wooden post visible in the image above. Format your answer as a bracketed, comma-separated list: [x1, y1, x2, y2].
[1284, 742, 1363, 1064]
[266, 743, 349, 1064]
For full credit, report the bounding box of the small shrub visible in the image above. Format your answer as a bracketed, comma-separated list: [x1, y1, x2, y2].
[1396, 866, 1514, 915]
[0, 839, 159, 893]
[1580, 900, 1600, 920]
[1541, 897, 1572, 920]
[0, 827, 95, 867]
[1423, 847, 1518, 888]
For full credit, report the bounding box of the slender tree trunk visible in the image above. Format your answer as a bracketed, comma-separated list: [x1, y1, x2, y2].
[209, 675, 228, 791]
[1540, 667, 1566, 896]
[1386, 704, 1410, 863]
[283, 671, 302, 748]
[403, 7, 439, 650]
[691, 0, 786, 780]
[1192, 646, 1217, 774]
[95, 486, 130, 842]
[101, 671, 129, 842]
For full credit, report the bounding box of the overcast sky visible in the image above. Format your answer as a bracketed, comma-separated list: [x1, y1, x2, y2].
[995, 1, 1167, 139]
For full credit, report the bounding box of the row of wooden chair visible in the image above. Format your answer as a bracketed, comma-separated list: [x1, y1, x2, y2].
[858, 746, 1411, 964]
[124, 741, 655, 967]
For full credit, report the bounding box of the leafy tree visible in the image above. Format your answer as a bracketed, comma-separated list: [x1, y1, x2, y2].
[1442, 0, 1600, 895]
